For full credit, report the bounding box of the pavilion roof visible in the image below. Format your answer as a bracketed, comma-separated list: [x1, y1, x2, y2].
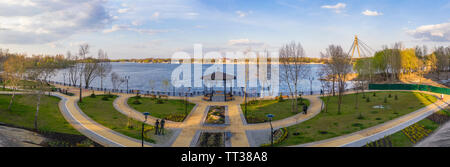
[201, 71, 236, 81]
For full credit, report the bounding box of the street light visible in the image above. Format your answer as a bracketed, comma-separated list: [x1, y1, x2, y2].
[185, 87, 191, 115]
[142, 112, 150, 147]
[266, 114, 274, 147]
[241, 87, 247, 120]
[125, 76, 130, 93]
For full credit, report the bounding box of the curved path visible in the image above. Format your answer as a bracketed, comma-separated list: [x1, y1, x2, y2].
[3, 86, 448, 147]
[294, 91, 449, 147]
[1, 89, 154, 147]
[113, 94, 323, 147]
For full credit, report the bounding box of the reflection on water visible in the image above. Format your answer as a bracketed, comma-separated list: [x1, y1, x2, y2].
[50, 62, 354, 96]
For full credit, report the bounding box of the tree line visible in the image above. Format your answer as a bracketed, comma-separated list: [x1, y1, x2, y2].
[0, 44, 112, 130]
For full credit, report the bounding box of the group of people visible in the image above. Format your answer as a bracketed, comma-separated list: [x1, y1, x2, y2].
[154, 119, 165, 135]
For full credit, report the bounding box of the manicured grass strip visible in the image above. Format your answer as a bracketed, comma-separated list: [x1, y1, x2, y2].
[242, 98, 310, 123]
[277, 91, 437, 146]
[368, 118, 440, 147]
[78, 95, 156, 143]
[128, 96, 195, 122]
[0, 94, 80, 135]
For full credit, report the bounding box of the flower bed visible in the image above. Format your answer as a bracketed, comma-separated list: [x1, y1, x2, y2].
[261, 128, 288, 147]
[205, 106, 226, 124]
[196, 132, 225, 147]
[427, 111, 450, 125]
[401, 123, 432, 144]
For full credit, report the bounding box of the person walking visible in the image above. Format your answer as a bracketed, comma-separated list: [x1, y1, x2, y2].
[303, 105, 308, 115]
[155, 119, 160, 135]
[160, 119, 166, 135]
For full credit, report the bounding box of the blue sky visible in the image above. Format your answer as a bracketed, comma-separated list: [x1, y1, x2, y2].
[0, 0, 449, 59]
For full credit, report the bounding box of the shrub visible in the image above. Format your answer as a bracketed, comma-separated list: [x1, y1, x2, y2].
[384, 97, 388, 103]
[248, 100, 258, 105]
[388, 94, 392, 98]
[277, 94, 284, 102]
[352, 123, 363, 128]
[395, 94, 398, 100]
[90, 93, 96, 98]
[134, 95, 141, 99]
[366, 97, 370, 102]
[373, 92, 376, 97]
[132, 99, 142, 105]
[156, 98, 164, 104]
[165, 114, 186, 122]
[318, 131, 329, 134]
[357, 114, 364, 120]
[76, 140, 94, 147]
[101, 96, 109, 101]
[261, 128, 288, 147]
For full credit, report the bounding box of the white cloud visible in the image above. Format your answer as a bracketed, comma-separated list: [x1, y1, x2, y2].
[0, 0, 111, 44]
[228, 39, 264, 46]
[103, 24, 168, 35]
[321, 3, 346, 13]
[118, 8, 130, 14]
[236, 11, 252, 18]
[186, 12, 199, 16]
[407, 22, 450, 42]
[362, 10, 383, 16]
[151, 12, 160, 20]
[0, 0, 36, 7]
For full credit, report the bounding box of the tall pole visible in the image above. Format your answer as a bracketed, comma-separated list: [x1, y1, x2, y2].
[142, 113, 149, 147]
[269, 117, 273, 147]
[141, 121, 145, 147]
[126, 76, 129, 93]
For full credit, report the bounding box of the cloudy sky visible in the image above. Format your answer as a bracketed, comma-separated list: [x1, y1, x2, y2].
[0, 0, 449, 59]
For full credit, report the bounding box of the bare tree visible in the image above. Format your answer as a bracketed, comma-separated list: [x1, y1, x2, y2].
[111, 72, 126, 92]
[318, 66, 332, 112]
[82, 58, 99, 89]
[3, 55, 26, 111]
[434, 46, 449, 80]
[279, 42, 310, 113]
[27, 56, 56, 130]
[149, 80, 156, 94]
[78, 44, 89, 102]
[321, 45, 352, 114]
[415, 45, 428, 85]
[67, 51, 80, 87]
[96, 49, 112, 91]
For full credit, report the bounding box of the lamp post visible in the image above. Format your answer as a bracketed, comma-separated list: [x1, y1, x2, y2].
[185, 87, 191, 115]
[125, 76, 130, 93]
[241, 87, 247, 120]
[310, 76, 314, 95]
[266, 114, 274, 147]
[142, 112, 150, 147]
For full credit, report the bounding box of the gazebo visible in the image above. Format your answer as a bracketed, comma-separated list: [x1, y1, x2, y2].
[201, 71, 236, 101]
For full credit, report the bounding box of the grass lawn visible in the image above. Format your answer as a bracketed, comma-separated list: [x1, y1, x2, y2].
[127, 96, 195, 122]
[277, 91, 437, 146]
[241, 98, 310, 123]
[0, 94, 80, 135]
[78, 95, 158, 143]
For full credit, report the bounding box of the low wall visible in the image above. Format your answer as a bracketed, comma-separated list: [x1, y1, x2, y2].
[369, 84, 449, 95]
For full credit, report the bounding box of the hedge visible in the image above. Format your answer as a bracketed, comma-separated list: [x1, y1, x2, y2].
[369, 84, 449, 95]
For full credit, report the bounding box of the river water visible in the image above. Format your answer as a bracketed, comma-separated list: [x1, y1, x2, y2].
[50, 62, 353, 96]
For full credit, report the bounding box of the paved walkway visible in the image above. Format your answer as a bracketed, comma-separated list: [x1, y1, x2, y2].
[2, 85, 448, 147]
[296, 91, 449, 147]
